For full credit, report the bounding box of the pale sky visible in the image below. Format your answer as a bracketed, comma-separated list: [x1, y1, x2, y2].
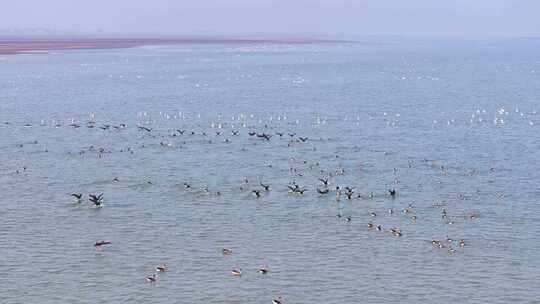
[1, 0, 539, 37]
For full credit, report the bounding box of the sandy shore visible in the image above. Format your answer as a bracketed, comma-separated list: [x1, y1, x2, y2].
[0, 37, 339, 55]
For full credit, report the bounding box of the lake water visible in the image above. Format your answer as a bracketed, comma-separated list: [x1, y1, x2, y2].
[1, 38, 539, 303]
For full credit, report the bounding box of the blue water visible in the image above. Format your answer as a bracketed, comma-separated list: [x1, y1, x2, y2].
[1, 38, 539, 303]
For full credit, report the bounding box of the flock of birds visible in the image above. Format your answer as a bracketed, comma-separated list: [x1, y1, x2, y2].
[5, 110, 508, 303]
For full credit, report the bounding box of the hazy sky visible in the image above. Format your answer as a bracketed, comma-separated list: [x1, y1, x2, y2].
[2, 0, 539, 37]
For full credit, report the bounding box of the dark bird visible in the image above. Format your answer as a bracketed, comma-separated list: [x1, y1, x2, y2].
[176, 129, 185, 135]
[287, 184, 299, 192]
[155, 264, 168, 272]
[298, 137, 308, 142]
[273, 298, 283, 304]
[70, 193, 83, 200]
[317, 188, 329, 194]
[318, 178, 329, 186]
[260, 133, 272, 140]
[388, 189, 397, 197]
[231, 130, 239, 136]
[248, 132, 256, 136]
[260, 182, 270, 191]
[89, 193, 104, 207]
[295, 188, 306, 195]
[94, 240, 111, 247]
[390, 228, 402, 237]
[344, 187, 354, 199]
[138, 126, 152, 132]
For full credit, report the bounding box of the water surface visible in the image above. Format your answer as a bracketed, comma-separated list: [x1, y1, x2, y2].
[1, 39, 539, 303]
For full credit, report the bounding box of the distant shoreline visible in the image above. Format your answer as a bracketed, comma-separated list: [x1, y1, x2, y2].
[0, 36, 348, 55]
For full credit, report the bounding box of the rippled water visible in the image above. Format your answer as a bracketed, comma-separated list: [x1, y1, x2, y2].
[1, 39, 539, 303]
